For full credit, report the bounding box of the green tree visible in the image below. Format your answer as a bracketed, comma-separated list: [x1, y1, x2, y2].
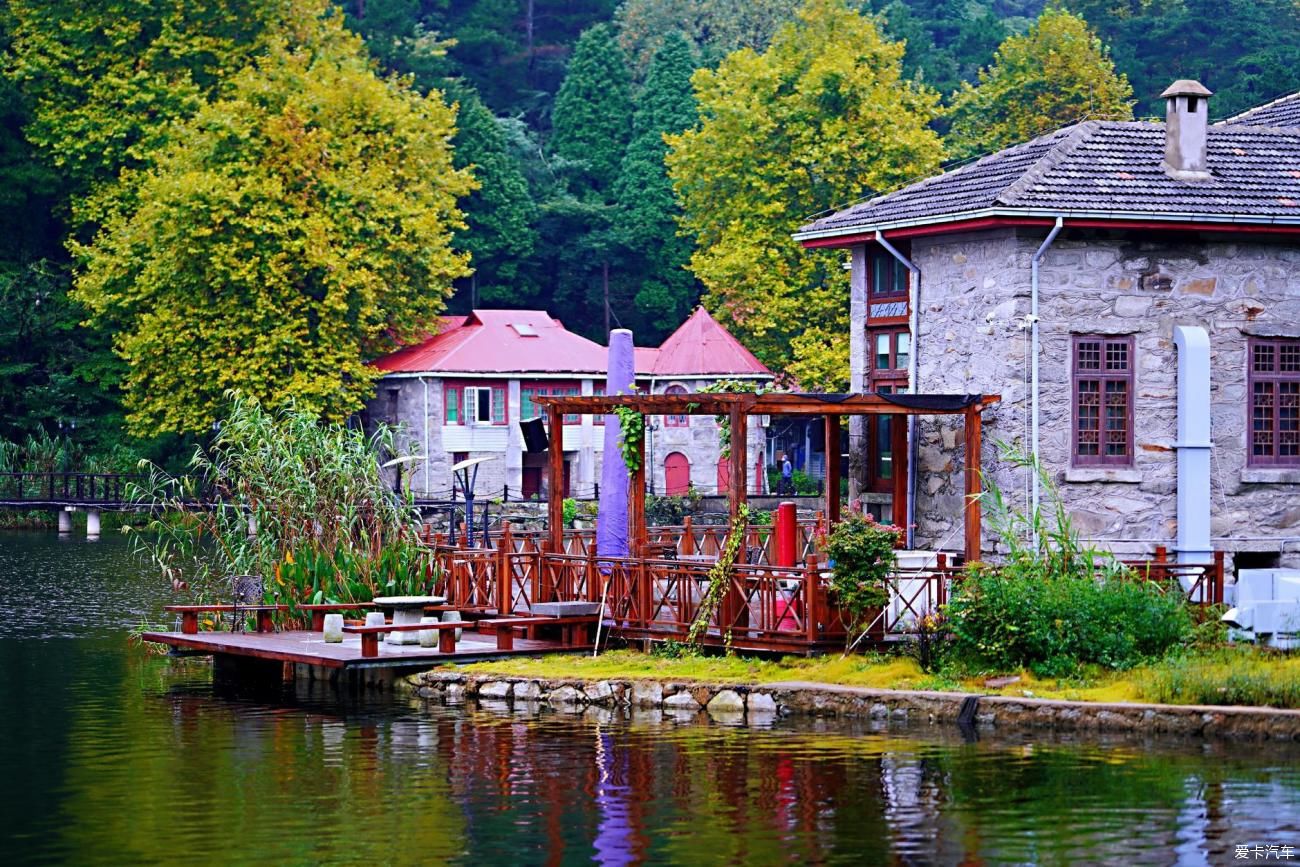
[7, 0, 305, 208]
[551, 23, 634, 195]
[614, 32, 700, 338]
[666, 0, 943, 389]
[615, 0, 800, 79]
[448, 85, 538, 307]
[70, 16, 475, 436]
[946, 7, 1132, 160]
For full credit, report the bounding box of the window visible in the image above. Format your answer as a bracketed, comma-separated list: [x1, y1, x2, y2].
[521, 382, 582, 424]
[1248, 338, 1300, 466]
[445, 383, 505, 426]
[868, 248, 909, 299]
[1072, 335, 1134, 466]
[664, 384, 689, 427]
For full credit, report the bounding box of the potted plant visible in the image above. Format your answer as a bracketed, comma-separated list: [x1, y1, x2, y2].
[823, 512, 904, 648]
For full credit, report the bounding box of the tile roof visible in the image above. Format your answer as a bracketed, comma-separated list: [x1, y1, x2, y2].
[797, 119, 1300, 239]
[1222, 91, 1300, 129]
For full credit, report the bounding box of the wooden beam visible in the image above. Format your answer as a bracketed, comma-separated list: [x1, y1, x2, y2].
[630, 416, 646, 555]
[891, 412, 908, 532]
[963, 405, 982, 563]
[533, 393, 1001, 417]
[547, 404, 564, 554]
[824, 413, 841, 525]
[729, 406, 748, 520]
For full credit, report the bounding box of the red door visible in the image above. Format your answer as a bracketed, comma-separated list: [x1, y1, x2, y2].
[716, 456, 730, 494]
[664, 452, 690, 496]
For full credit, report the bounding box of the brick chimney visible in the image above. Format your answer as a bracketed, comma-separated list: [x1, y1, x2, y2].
[1161, 79, 1213, 180]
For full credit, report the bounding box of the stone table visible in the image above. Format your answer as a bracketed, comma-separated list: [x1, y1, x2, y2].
[371, 595, 447, 645]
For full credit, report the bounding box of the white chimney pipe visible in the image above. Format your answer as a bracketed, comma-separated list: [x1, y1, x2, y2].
[1161, 80, 1213, 180]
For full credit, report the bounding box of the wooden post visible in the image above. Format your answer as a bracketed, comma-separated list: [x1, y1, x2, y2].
[630, 421, 647, 556]
[682, 515, 696, 555]
[891, 411, 908, 531]
[824, 413, 841, 526]
[1213, 550, 1225, 606]
[804, 554, 819, 645]
[496, 524, 512, 614]
[963, 405, 983, 564]
[729, 405, 748, 520]
[547, 404, 564, 554]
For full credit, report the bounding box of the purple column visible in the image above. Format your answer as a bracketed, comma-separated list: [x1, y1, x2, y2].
[597, 329, 635, 558]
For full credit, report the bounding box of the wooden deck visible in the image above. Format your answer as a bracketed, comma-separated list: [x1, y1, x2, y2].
[143, 628, 593, 670]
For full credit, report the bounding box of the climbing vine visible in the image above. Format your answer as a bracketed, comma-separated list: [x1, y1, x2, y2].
[698, 379, 772, 459]
[687, 505, 749, 645]
[612, 404, 644, 474]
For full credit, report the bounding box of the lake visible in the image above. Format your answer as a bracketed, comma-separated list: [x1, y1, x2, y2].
[1, 530, 1297, 865]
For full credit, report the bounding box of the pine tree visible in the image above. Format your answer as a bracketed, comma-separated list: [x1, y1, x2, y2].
[449, 86, 538, 307]
[614, 33, 700, 338]
[550, 23, 634, 196]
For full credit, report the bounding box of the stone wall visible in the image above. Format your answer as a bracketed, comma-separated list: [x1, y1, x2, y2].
[900, 227, 1300, 565]
[410, 671, 1300, 741]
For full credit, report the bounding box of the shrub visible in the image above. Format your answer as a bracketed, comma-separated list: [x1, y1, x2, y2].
[1139, 649, 1300, 708]
[946, 569, 1193, 676]
[562, 497, 578, 527]
[823, 511, 903, 645]
[766, 466, 821, 495]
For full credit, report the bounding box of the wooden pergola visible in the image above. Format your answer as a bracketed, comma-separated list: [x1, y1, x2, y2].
[534, 392, 1000, 563]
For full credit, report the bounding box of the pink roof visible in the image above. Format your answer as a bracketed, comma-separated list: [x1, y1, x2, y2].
[644, 307, 772, 377]
[373, 306, 771, 379]
[374, 310, 607, 374]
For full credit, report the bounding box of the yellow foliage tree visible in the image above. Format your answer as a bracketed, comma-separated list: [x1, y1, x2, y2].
[666, 0, 943, 389]
[945, 7, 1134, 161]
[71, 15, 473, 436]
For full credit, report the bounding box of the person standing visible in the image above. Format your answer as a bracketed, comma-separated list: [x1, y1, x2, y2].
[780, 452, 793, 496]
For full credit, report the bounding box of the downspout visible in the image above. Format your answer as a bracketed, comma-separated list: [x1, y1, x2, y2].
[875, 231, 920, 548]
[1030, 217, 1064, 550]
[422, 376, 430, 496]
[1173, 325, 1213, 565]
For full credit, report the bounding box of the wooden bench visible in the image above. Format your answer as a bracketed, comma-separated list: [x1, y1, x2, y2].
[341, 621, 464, 658]
[476, 615, 601, 650]
[164, 604, 287, 635]
[299, 603, 496, 631]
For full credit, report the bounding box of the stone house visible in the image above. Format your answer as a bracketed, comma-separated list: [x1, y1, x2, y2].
[365, 307, 772, 500]
[795, 81, 1300, 570]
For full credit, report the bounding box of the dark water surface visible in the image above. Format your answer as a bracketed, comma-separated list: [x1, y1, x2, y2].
[1, 531, 1298, 865]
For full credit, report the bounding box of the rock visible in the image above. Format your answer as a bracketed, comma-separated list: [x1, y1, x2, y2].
[548, 686, 587, 706]
[630, 681, 663, 707]
[890, 707, 909, 721]
[514, 681, 542, 701]
[747, 693, 778, 714]
[707, 690, 745, 714]
[663, 691, 701, 711]
[585, 681, 616, 705]
[869, 703, 889, 720]
[443, 683, 465, 703]
[479, 681, 511, 700]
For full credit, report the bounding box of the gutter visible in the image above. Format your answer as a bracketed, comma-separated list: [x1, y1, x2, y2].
[875, 230, 920, 549]
[794, 206, 1300, 245]
[1030, 217, 1065, 549]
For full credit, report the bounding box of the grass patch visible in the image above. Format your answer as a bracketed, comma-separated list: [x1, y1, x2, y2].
[1136, 648, 1300, 709]
[453, 646, 1300, 710]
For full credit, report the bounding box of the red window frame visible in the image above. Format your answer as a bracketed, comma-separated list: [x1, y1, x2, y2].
[1248, 337, 1300, 466]
[443, 380, 507, 426]
[663, 384, 689, 427]
[867, 246, 910, 303]
[1072, 335, 1134, 467]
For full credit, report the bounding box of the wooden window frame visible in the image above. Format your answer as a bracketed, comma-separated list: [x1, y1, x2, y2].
[1247, 337, 1300, 467]
[521, 381, 582, 425]
[867, 245, 910, 303]
[1072, 335, 1134, 467]
[444, 380, 507, 426]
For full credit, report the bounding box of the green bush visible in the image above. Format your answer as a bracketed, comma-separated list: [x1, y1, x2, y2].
[766, 466, 821, 495]
[946, 569, 1193, 677]
[824, 512, 902, 644]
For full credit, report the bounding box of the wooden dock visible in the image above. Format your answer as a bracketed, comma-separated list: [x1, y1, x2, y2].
[143, 628, 593, 671]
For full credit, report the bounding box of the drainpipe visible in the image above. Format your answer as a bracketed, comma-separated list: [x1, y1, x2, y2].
[1030, 217, 1065, 550]
[422, 376, 430, 496]
[1173, 325, 1213, 565]
[875, 231, 920, 548]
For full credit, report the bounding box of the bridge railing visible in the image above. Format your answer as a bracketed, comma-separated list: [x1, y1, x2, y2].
[0, 472, 145, 505]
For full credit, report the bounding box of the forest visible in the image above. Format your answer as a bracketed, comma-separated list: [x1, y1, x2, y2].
[2, 0, 1299, 467]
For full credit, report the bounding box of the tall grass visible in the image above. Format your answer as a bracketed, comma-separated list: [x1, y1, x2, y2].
[1139, 650, 1300, 708]
[129, 393, 431, 614]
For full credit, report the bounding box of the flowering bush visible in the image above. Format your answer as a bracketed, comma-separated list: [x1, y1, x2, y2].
[823, 512, 903, 645]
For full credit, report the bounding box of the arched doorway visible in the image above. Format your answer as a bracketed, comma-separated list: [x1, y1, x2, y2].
[664, 452, 690, 496]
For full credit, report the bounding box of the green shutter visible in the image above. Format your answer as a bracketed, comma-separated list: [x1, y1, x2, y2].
[492, 387, 506, 423]
[445, 387, 459, 423]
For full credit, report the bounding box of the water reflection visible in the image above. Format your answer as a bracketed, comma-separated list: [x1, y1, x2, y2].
[1, 532, 1298, 865]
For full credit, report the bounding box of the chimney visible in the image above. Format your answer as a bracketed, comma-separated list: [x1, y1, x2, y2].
[1161, 79, 1213, 180]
